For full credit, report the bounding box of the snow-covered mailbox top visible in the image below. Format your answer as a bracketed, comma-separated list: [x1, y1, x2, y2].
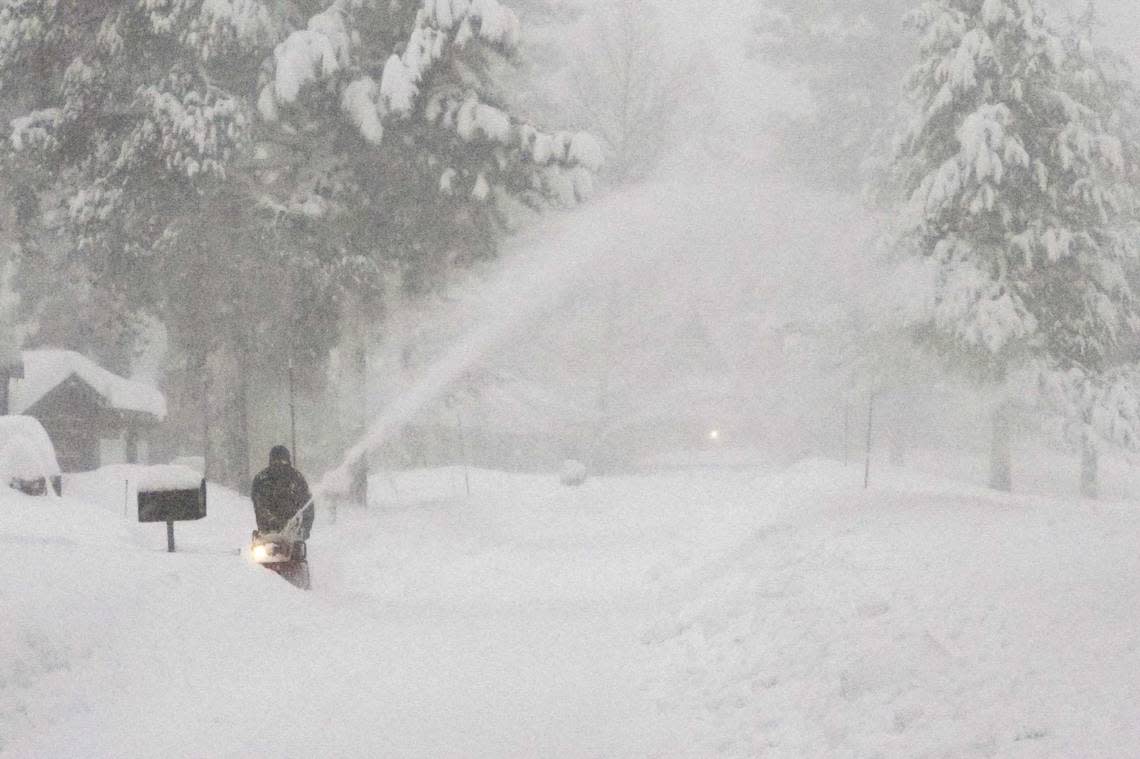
[134, 465, 207, 523]
[0, 415, 61, 495]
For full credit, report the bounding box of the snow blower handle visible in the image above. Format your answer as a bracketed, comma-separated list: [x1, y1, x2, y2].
[282, 498, 315, 541]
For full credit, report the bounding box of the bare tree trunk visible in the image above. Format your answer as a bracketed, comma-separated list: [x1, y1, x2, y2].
[201, 353, 212, 481]
[590, 285, 619, 475]
[1080, 433, 1098, 500]
[0, 371, 10, 415]
[231, 333, 253, 496]
[125, 426, 139, 464]
[842, 402, 850, 465]
[989, 404, 1012, 492]
[350, 452, 368, 509]
[864, 394, 875, 489]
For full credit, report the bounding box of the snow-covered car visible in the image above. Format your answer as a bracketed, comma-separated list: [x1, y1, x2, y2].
[0, 415, 62, 496]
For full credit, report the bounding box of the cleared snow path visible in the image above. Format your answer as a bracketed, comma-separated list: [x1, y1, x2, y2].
[1, 467, 766, 758]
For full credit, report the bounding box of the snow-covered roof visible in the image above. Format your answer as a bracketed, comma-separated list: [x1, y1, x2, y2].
[10, 350, 166, 420]
[0, 415, 61, 480]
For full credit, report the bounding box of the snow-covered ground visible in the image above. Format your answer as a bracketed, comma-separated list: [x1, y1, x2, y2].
[3, 456, 1139, 757]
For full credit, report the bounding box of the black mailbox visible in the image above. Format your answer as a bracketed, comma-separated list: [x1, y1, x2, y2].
[138, 478, 207, 523]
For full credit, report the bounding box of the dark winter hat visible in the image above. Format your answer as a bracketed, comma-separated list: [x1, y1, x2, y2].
[269, 445, 291, 465]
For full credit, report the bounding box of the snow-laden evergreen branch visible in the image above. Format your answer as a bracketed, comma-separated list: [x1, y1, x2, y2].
[893, 0, 1139, 372]
[258, 0, 602, 202]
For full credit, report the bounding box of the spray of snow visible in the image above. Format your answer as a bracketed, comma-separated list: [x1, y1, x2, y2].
[317, 173, 874, 496]
[318, 182, 690, 495]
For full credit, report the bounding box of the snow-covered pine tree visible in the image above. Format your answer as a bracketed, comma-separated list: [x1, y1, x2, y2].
[0, 0, 275, 278]
[0, 0, 286, 484]
[890, 0, 1140, 492]
[0, 1, 274, 333]
[1032, 4, 1140, 498]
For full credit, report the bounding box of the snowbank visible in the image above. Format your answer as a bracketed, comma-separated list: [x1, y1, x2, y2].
[76, 464, 202, 493]
[61, 464, 205, 524]
[0, 415, 60, 485]
[4, 465, 750, 757]
[644, 459, 1140, 757]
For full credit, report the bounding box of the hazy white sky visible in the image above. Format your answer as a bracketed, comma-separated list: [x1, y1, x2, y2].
[1093, 0, 1140, 64]
[658, 0, 1140, 166]
[554, 0, 1140, 177]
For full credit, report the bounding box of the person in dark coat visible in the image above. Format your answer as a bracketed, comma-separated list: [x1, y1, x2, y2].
[251, 445, 314, 539]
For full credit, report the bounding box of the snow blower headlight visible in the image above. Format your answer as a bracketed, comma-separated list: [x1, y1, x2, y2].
[252, 544, 270, 562]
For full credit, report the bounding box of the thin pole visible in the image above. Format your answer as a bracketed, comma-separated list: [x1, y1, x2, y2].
[843, 403, 850, 466]
[864, 394, 875, 489]
[166, 521, 175, 553]
[456, 409, 471, 497]
[202, 356, 210, 480]
[289, 353, 298, 467]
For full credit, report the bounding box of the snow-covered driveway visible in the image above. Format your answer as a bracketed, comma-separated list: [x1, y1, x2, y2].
[4, 460, 1140, 757]
[1, 467, 762, 758]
